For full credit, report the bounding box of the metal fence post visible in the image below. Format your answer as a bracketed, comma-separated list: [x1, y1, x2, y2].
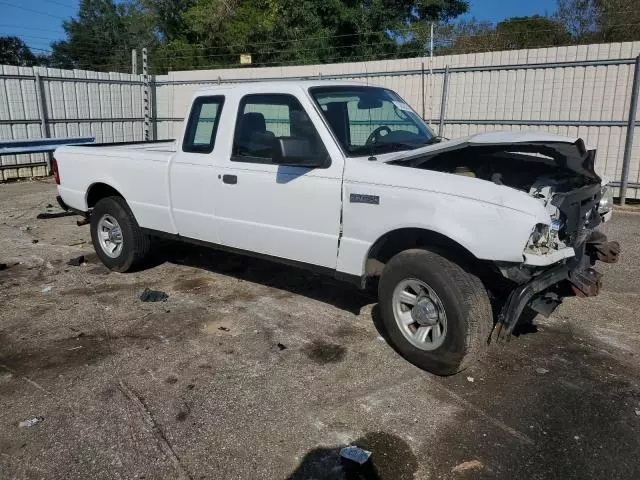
[421, 62, 425, 119]
[620, 55, 640, 205]
[142, 48, 150, 141]
[438, 65, 449, 137]
[34, 70, 52, 172]
[131, 49, 137, 75]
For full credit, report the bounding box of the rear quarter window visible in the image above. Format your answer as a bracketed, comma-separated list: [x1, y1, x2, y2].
[182, 96, 225, 153]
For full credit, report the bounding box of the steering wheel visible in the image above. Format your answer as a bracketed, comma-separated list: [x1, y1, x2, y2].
[365, 126, 392, 145]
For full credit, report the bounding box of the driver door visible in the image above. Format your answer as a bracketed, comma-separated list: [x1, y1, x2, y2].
[213, 93, 343, 269]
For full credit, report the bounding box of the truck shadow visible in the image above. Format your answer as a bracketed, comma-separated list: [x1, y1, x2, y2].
[145, 239, 374, 315]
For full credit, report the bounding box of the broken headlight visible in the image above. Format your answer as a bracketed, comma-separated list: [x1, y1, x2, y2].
[528, 223, 551, 248]
[526, 221, 562, 252]
[598, 184, 613, 214]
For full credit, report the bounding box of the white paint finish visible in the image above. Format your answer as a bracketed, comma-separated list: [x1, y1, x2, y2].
[335, 158, 548, 276]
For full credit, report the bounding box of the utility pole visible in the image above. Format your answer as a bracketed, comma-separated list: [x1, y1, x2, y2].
[131, 49, 137, 75]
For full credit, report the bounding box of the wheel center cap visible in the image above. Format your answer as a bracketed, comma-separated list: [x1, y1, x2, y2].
[411, 298, 439, 326]
[108, 228, 122, 243]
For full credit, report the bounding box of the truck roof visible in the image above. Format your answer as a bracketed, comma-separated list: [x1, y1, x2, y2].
[193, 80, 372, 96]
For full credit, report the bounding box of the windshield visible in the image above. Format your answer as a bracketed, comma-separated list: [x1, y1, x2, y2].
[309, 86, 436, 156]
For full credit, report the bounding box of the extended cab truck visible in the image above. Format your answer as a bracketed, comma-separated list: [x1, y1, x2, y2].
[54, 81, 620, 376]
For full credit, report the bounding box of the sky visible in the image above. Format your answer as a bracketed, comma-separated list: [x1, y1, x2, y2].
[1, 0, 560, 55]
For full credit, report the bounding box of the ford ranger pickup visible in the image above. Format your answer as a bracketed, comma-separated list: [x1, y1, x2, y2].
[53, 81, 620, 375]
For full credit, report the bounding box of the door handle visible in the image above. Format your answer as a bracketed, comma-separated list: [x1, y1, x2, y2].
[222, 174, 237, 185]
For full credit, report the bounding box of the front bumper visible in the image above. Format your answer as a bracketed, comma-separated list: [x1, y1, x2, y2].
[491, 231, 620, 343]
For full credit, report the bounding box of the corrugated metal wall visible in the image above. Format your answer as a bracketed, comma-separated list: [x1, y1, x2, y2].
[0, 65, 144, 181]
[154, 41, 640, 199]
[2, 42, 640, 198]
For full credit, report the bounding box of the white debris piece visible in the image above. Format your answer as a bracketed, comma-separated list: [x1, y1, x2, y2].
[19, 417, 43, 428]
[466, 376, 475, 383]
[536, 367, 550, 374]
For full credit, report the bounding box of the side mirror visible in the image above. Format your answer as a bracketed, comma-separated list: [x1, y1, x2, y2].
[272, 138, 328, 168]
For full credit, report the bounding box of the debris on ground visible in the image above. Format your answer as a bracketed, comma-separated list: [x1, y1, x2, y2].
[138, 288, 169, 302]
[451, 460, 484, 474]
[466, 376, 475, 383]
[0, 263, 8, 271]
[19, 226, 33, 231]
[277, 343, 287, 351]
[67, 255, 85, 267]
[42, 286, 53, 293]
[31, 239, 39, 244]
[634, 408, 640, 416]
[339, 445, 372, 465]
[536, 367, 550, 375]
[18, 417, 43, 428]
[218, 326, 230, 332]
[68, 240, 86, 246]
[46, 203, 53, 209]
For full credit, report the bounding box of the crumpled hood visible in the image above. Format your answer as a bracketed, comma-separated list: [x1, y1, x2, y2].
[387, 131, 601, 182]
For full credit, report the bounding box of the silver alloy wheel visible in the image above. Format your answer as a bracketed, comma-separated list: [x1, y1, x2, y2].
[392, 278, 447, 351]
[97, 214, 123, 258]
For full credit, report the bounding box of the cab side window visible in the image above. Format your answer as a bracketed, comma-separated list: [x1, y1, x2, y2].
[182, 96, 224, 153]
[231, 94, 327, 165]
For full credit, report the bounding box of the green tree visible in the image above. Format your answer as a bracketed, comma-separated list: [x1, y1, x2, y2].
[440, 15, 571, 54]
[0, 36, 37, 66]
[494, 16, 571, 49]
[50, 0, 157, 72]
[555, 0, 640, 43]
[153, 0, 470, 71]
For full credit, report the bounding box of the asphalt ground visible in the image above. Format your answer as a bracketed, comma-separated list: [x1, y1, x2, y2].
[1, 179, 639, 479]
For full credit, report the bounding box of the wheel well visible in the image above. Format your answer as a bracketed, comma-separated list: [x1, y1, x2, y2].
[86, 183, 123, 208]
[365, 228, 478, 278]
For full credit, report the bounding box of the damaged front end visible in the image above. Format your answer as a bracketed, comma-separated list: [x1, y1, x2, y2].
[492, 168, 620, 342]
[389, 133, 621, 341]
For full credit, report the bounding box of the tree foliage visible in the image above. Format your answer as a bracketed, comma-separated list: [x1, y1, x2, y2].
[555, 0, 640, 43]
[0, 36, 37, 66]
[4, 0, 639, 73]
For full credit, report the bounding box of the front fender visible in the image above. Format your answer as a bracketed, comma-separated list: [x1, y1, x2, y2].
[336, 179, 548, 277]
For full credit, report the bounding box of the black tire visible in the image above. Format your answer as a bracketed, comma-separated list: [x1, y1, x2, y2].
[378, 248, 493, 376]
[90, 196, 150, 272]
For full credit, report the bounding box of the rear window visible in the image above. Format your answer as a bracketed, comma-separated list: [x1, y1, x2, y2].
[182, 96, 225, 153]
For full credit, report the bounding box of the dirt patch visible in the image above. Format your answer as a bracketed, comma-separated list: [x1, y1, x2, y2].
[61, 282, 148, 296]
[172, 276, 216, 293]
[0, 334, 116, 377]
[303, 340, 346, 364]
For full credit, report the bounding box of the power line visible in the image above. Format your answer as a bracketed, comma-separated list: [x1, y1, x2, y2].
[0, 1, 68, 20]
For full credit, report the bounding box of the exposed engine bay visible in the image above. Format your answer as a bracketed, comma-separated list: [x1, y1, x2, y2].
[390, 143, 605, 251]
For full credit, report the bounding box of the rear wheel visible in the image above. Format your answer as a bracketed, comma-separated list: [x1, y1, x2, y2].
[378, 248, 493, 376]
[90, 196, 150, 272]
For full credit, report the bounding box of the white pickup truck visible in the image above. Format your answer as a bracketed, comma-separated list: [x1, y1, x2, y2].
[54, 81, 619, 375]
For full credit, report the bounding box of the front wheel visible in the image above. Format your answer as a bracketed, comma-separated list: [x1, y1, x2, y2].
[378, 248, 493, 376]
[90, 196, 150, 272]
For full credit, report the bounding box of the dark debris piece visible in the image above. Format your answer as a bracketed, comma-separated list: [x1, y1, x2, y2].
[218, 326, 230, 332]
[67, 255, 85, 266]
[32, 239, 39, 244]
[0, 263, 8, 271]
[277, 343, 287, 351]
[139, 288, 169, 302]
